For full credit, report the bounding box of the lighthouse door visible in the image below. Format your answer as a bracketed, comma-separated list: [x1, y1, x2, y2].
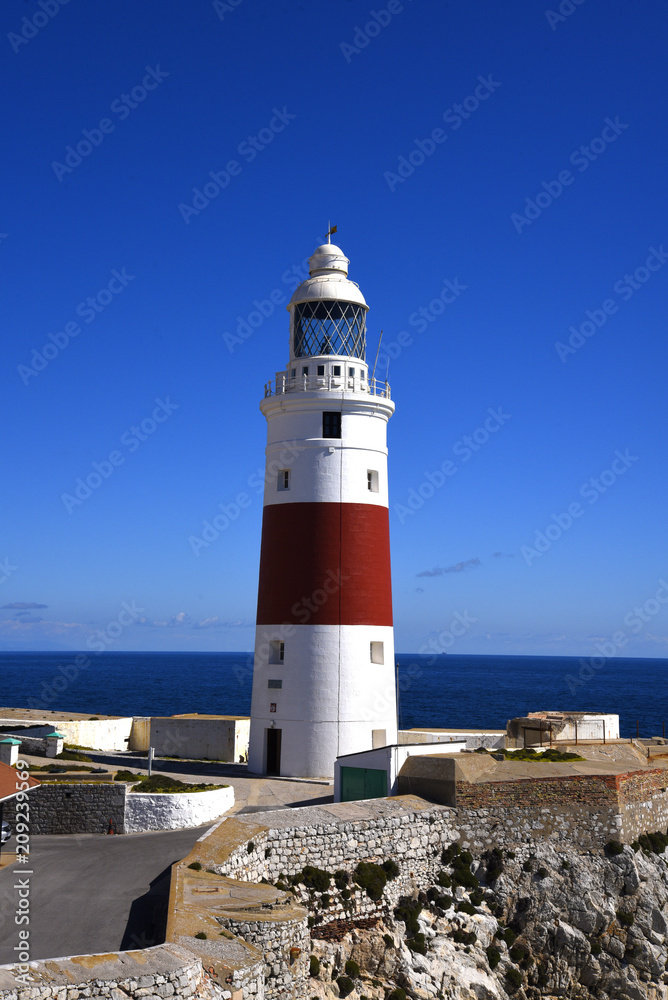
[266, 728, 282, 775]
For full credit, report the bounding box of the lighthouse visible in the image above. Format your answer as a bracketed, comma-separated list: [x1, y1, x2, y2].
[247, 236, 397, 779]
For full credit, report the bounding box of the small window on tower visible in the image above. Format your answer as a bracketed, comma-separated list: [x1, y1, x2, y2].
[323, 412, 341, 438]
[268, 679, 282, 689]
[349, 367, 355, 378]
[278, 469, 290, 491]
[317, 364, 325, 376]
[367, 470, 379, 492]
[370, 641, 384, 664]
[302, 366, 309, 377]
[269, 641, 285, 664]
[361, 369, 366, 379]
[333, 366, 341, 376]
[291, 368, 296, 378]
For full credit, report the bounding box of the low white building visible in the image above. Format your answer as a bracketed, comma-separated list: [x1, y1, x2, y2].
[334, 740, 466, 802]
[507, 711, 620, 748]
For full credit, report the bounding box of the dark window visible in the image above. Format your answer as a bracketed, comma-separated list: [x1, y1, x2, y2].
[317, 364, 325, 376]
[333, 365, 341, 376]
[349, 367, 355, 377]
[268, 679, 282, 689]
[302, 366, 309, 377]
[323, 412, 341, 438]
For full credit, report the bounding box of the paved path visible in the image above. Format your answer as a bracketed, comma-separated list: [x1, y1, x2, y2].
[0, 825, 211, 965]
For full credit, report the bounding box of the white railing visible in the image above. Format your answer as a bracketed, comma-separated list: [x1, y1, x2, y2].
[264, 374, 391, 399]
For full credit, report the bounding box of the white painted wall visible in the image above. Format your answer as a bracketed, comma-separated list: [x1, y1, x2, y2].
[124, 784, 234, 834]
[149, 717, 249, 762]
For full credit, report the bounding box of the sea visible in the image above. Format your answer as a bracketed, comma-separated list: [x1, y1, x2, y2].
[1, 651, 667, 738]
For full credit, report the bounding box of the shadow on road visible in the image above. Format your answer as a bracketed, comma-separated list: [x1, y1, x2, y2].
[86, 751, 248, 780]
[237, 794, 333, 813]
[120, 862, 175, 950]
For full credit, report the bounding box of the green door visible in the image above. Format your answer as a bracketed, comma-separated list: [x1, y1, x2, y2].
[340, 766, 388, 802]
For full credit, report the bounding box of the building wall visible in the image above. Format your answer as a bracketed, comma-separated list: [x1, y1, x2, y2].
[150, 716, 248, 762]
[0, 716, 135, 751]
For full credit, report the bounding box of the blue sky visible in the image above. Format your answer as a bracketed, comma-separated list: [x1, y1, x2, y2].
[2, 0, 667, 657]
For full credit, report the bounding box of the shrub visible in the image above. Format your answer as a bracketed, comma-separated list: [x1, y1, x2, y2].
[503, 927, 517, 947]
[509, 944, 526, 963]
[309, 956, 320, 977]
[383, 934, 394, 948]
[301, 866, 332, 892]
[407, 933, 427, 955]
[381, 858, 400, 880]
[441, 842, 461, 865]
[536, 866, 549, 879]
[320, 893, 331, 908]
[386, 990, 406, 1000]
[590, 938, 602, 956]
[470, 888, 485, 906]
[334, 870, 350, 890]
[114, 770, 140, 782]
[57, 749, 91, 762]
[246, 841, 255, 853]
[451, 866, 479, 891]
[522, 860, 533, 872]
[187, 862, 202, 871]
[457, 902, 477, 916]
[436, 870, 452, 888]
[604, 839, 624, 856]
[337, 976, 355, 997]
[452, 929, 476, 945]
[354, 861, 387, 901]
[345, 960, 360, 979]
[486, 945, 501, 969]
[342, 889, 351, 900]
[616, 910, 634, 927]
[394, 898, 422, 936]
[194, 931, 207, 939]
[506, 967, 523, 989]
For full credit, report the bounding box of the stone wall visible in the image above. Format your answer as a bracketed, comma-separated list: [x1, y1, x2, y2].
[0, 943, 209, 1000]
[217, 912, 309, 995]
[3, 781, 234, 836]
[125, 784, 235, 833]
[618, 769, 668, 842]
[3, 781, 127, 834]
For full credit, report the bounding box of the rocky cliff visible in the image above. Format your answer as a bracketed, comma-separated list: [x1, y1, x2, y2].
[302, 836, 668, 1000]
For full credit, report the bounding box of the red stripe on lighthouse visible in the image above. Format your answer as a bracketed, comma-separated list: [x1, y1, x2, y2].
[256, 502, 393, 626]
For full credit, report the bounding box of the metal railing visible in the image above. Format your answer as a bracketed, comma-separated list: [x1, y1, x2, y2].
[263, 373, 391, 399]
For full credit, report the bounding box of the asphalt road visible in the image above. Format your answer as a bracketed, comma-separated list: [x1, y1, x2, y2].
[0, 825, 208, 965]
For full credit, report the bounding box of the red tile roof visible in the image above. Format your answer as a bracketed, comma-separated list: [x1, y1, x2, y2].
[0, 761, 39, 801]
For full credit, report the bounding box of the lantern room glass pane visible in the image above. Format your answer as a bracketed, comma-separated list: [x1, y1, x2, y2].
[293, 300, 366, 359]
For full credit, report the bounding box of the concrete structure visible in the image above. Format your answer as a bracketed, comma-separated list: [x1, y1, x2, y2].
[150, 714, 250, 761]
[0, 711, 149, 751]
[249, 236, 397, 779]
[399, 727, 505, 749]
[0, 739, 20, 766]
[334, 740, 465, 802]
[507, 711, 620, 748]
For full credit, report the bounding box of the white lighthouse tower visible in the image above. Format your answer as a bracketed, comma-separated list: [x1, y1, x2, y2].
[248, 236, 397, 779]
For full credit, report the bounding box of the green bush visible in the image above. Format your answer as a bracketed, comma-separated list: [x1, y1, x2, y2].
[194, 931, 207, 939]
[337, 976, 355, 997]
[394, 898, 422, 936]
[309, 956, 320, 977]
[57, 749, 92, 761]
[451, 865, 479, 891]
[441, 842, 461, 865]
[114, 770, 140, 782]
[345, 960, 360, 979]
[616, 910, 634, 926]
[470, 888, 485, 906]
[522, 860, 533, 872]
[503, 927, 517, 947]
[354, 861, 387, 901]
[382, 934, 394, 948]
[590, 938, 602, 956]
[509, 944, 526, 963]
[486, 945, 501, 969]
[300, 866, 332, 892]
[334, 870, 350, 890]
[457, 902, 476, 916]
[604, 839, 624, 856]
[381, 858, 400, 880]
[452, 929, 476, 945]
[436, 870, 452, 888]
[187, 862, 202, 871]
[320, 893, 331, 907]
[506, 967, 523, 989]
[386, 990, 406, 1000]
[407, 933, 427, 955]
[536, 866, 549, 879]
[341, 889, 351, 900]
